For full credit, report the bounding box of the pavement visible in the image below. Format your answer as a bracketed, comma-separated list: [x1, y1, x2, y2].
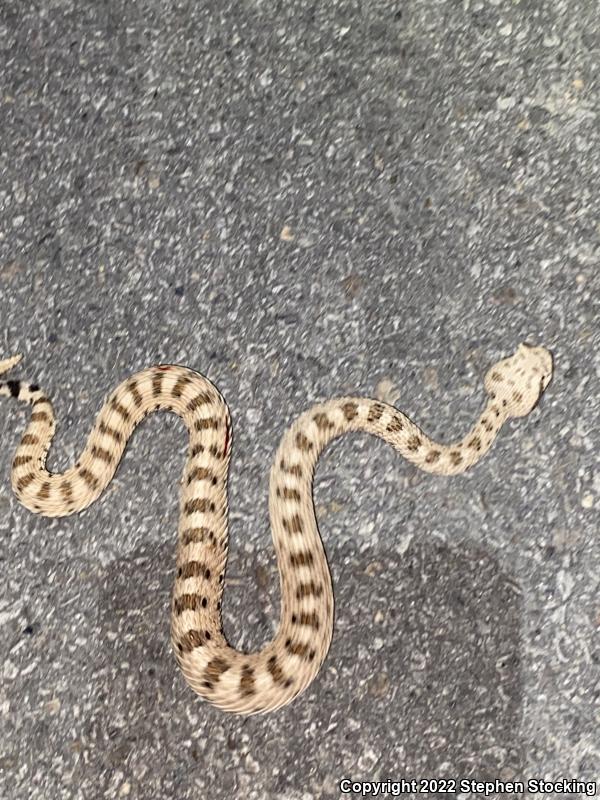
[0, 1, 598, 798]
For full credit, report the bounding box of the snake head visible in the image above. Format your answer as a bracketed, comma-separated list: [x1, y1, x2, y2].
[484, 342, 553, 418]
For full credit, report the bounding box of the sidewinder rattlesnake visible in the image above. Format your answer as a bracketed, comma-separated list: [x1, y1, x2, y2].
[0, 342, 552, 714]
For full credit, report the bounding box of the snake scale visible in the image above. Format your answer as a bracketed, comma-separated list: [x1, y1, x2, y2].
[0, 343, 552, 714]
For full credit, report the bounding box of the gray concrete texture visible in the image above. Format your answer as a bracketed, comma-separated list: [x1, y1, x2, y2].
[0, 0, 598, 798]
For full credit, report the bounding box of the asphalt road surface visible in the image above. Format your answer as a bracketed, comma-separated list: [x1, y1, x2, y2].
[0, 1, 598, 798]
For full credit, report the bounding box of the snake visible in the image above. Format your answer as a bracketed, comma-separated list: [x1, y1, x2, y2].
[0, 342, 552, 715]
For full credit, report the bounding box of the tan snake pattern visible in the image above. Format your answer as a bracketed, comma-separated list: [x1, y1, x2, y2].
[0, 343, 552, 714]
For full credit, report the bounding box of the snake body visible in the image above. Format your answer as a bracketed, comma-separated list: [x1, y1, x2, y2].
[0, 343, 552, 714]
